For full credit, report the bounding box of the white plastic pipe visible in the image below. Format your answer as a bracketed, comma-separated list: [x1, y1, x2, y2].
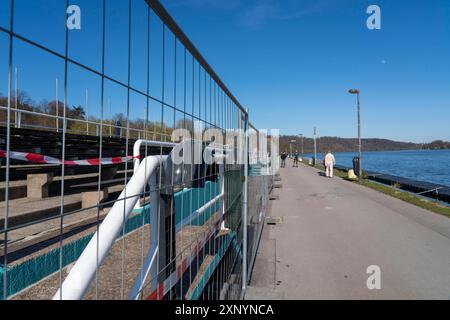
[133, 140, 176, 175]
[175, 192, 224, 233]
[128, 170, 159, 300]
[53, 155, 167, 300]
[133, 140, 175, 210]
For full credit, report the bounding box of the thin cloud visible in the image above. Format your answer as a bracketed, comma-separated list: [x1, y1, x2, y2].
[240, 0, 351, 28]
[165, 0, 352, 29]
[165, 0, 243, 10]
[241, 1, 278, 28]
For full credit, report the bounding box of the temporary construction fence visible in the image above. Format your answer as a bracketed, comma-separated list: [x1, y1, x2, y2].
[0, 0, 276, 300]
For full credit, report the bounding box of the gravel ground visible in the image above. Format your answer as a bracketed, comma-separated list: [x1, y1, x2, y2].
[12, 212, 221, 300]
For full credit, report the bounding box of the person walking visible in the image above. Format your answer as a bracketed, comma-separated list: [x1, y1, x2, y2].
[293, 151, 299, 168]
[281, 152, 287, 168]
[324, 150, 336, 178]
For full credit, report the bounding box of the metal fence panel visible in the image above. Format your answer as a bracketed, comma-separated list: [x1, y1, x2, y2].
[0, 0, 273, 300]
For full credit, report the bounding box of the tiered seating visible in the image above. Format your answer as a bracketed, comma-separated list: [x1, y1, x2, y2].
[0, 127, 165, 259]
[1, 127, 136, 181]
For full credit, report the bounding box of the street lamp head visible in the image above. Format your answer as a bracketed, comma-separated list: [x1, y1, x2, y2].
[348, 89, 360, 94]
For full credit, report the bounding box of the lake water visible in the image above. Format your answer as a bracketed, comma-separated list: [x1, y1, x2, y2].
[306, 150, 450, 187]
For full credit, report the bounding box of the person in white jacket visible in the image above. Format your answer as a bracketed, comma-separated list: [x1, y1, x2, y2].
[324, 150, 336, 178]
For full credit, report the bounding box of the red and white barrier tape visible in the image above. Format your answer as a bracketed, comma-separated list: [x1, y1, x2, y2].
[146, 217, 222, 300]
[0, 149, 139, 166]
[147, 228, 214, 300]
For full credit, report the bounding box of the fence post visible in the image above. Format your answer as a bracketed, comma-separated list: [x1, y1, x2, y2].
[158, 159, 177, 299]
[241, 109, 249, 299]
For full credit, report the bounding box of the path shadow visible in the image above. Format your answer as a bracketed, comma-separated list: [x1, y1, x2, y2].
[317, 172, 327, 177]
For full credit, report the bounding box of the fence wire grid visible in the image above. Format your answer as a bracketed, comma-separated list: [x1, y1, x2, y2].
[0, 0, 275, 300]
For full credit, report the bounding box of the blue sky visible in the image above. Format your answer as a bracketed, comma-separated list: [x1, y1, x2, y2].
[160, 0, 450, 142]
[1, 0, 449, 142]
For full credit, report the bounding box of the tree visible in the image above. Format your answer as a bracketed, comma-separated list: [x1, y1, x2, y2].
[112, 113, 127, 125]
[69, 105, 86, 120]
[15, 90, 33, 110]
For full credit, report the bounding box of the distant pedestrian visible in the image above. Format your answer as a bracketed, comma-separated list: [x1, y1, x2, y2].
[293, 151, 299, 168]
[281, 152, 287, 168]
[324, 150, 336, 178]
[115, 120, 122, 137]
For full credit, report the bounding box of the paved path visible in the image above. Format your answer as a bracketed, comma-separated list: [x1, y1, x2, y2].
[248, 162, 450, 300]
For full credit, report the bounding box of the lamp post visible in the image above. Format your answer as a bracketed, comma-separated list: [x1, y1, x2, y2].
[349, 89, 362, 181]
[299, 134, 304, 160]
[313, 127, 317, 165]
[290, 140, 297, 157]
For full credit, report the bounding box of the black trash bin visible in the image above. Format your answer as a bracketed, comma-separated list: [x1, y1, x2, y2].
[352, 157, 360, 176]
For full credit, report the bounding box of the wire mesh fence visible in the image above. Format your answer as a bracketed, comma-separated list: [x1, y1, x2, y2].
[0, 0, 276, 300]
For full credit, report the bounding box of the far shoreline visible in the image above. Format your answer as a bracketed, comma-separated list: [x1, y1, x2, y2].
[304, 149, 450, 155]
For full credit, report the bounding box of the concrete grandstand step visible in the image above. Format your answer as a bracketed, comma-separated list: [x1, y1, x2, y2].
[0, 184, 126, 248]
[0, 194, 82, 229]
[0, 207, 109, 257]
[0, 180, 27, 201]
[0, 169, 132, 202]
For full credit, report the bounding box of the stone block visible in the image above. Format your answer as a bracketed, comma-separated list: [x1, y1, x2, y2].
[81, 188, 109, 209]
[27, 173, 53, 199]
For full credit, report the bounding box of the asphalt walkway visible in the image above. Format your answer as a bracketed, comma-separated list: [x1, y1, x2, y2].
[247, 161, 450, 300]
